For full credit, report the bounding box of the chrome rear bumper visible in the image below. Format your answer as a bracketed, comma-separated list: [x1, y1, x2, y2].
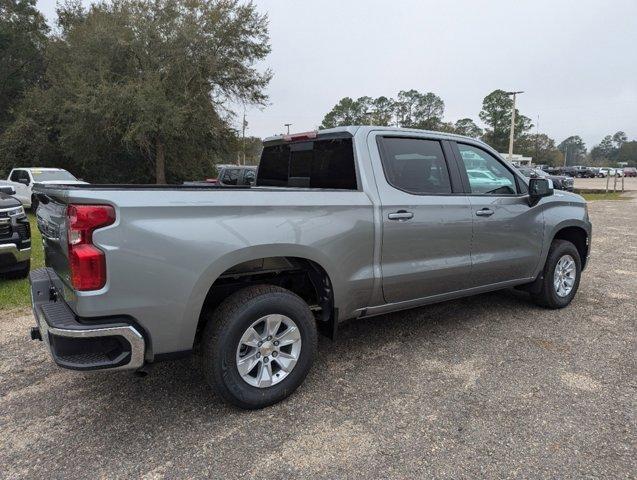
[30, 268, 145, 371]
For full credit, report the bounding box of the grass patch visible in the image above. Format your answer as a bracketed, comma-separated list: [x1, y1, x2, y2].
[580, 192, 628, 201]
[0, 213, 43, 309]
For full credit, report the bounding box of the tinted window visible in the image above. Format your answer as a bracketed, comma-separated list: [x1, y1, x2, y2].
[457, 144, 517, 195]
[221, 169, 240, 185]
[243, 169, 256, 185]
[378, 137, 452, 194]
[10, 170, 21, 182]
[257, 138, 357, 190]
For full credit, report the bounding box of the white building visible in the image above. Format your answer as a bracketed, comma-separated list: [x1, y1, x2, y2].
[500, 153, 533, 166]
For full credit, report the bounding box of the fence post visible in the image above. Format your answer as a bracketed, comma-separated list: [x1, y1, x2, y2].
[606, 173, 609, 193]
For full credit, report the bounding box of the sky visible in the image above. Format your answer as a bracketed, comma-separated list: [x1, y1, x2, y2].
[36, 0, 637, 150]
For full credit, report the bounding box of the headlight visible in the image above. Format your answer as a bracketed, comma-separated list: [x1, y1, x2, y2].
[8, 206, 25, 217]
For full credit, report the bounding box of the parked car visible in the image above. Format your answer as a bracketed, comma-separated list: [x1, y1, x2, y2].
[0, 168, 87, 209]
[622, 167, 637, 177]
[30, 126, 591, 409]
[542, 166, 564, 176]
[184, 165, 257, 187]
[517, 166, 574, 192]
[599, 167, 624, 177]
[562, 166, 596, 178]
[0, 186, 31, 278]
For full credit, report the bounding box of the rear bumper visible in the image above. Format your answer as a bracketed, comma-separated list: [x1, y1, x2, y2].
[29, 268, 145, 371]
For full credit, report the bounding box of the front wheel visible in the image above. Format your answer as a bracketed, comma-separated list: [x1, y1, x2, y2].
[531, 240, 581, 309]
[201, 285, 317, 409]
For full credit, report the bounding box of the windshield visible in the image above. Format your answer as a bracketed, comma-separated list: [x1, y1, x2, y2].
[31, 170, 78, 182]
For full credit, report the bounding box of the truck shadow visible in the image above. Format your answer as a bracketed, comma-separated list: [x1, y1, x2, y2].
[77, 288, 534, 414]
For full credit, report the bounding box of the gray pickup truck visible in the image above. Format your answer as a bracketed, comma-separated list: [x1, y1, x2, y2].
[30, 126, 591, 409]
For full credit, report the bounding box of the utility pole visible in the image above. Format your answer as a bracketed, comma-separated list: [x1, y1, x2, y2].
[506, 91, 524, 160]
[240, 106, 247, 165]
[563, 144, 568, 167]
[284, 123, 292, 135]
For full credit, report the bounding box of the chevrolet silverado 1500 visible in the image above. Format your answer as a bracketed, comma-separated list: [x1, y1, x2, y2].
[30, 126, 591, 409]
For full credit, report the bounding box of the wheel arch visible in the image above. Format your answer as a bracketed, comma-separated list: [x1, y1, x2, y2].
[185, 245, 342, 347]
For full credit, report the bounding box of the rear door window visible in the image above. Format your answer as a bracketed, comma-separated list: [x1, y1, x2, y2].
[257, 138, 357, 189]
[377, 137, 452, 195]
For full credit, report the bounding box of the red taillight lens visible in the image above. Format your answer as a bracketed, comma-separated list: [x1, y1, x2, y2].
[67, 204, 115, 291]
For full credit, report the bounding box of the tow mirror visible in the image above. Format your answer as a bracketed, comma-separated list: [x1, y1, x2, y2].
[529, 178, 553, 205]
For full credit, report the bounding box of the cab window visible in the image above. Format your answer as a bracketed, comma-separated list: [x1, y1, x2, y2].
[377, 137, 452, 195]
[457, 144, 517, 195]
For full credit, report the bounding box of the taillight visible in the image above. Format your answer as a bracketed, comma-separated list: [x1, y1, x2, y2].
[67, 204, 115, 291]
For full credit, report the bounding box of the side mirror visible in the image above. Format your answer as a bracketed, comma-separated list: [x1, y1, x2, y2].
[529, 178, 553, 205]
[17, 178, 29, 186]
[0, 186, 16, 195]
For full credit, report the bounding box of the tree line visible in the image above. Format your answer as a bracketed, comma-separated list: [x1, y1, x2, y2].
[0, 0, 270, 183]
[320, 91, 636, 167]
[2, 0, 634, 184]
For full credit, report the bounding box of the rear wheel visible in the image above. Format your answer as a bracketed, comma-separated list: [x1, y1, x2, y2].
[531, 240, 581, 309]
[201, 285, 317, 409]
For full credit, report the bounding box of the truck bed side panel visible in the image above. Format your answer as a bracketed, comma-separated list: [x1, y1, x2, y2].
[44, 189, 375, 355]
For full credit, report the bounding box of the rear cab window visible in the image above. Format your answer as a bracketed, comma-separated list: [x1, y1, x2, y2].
[257, 136, 357, 190]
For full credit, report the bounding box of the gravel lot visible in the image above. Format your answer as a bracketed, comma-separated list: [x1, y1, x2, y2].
[575, 176, 637, 191]
[1, 194, 635, 479]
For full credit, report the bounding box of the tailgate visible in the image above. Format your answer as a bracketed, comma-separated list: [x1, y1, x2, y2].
[36, 195, 71, 286]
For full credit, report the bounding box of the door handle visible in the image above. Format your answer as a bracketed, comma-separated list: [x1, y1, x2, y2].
[388, 210, 414, 221]
[475, 208, 494, 217]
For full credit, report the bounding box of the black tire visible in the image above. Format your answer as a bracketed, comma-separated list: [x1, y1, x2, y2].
[531, 240, 581, 309]
[201, 285, 317, 409]
[4, 260, 30, 280]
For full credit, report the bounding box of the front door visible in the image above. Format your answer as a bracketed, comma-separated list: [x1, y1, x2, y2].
[371, 134, 474, 304]
[454, 142, 544, 286]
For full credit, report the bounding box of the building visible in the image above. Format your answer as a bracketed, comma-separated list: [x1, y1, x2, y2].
[500, 153, 533, 166]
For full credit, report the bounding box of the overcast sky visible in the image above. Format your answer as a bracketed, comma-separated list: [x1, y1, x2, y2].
[37, 0, 637, 149]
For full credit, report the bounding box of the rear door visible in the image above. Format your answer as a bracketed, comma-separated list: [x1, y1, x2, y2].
[452, 142, 544, 286]
[370, 133, 473, 304]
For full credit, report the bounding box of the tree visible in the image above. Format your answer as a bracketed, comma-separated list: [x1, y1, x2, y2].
[617, 141, 637, 166]
[516, 133, 562, 166]
[453, 118, 483, 138]
[589, 131, 630, 166]
[1, 0, 271, 183]
[320, 96, 373, 129]
[396, 89, 444, 130]
[0, 0, 49, 133]
[612, 131, 627, 149]
[479, 89, 532, 152]
[557, 136, 586, 166]
[371, 96, 395, 126]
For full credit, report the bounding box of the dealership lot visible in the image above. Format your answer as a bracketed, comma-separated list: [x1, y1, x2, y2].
[1, 194, 635, 479]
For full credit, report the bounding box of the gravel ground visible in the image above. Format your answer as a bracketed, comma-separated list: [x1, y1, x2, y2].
[575, 176, 636, 191]
[1, 194, 635, 479]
